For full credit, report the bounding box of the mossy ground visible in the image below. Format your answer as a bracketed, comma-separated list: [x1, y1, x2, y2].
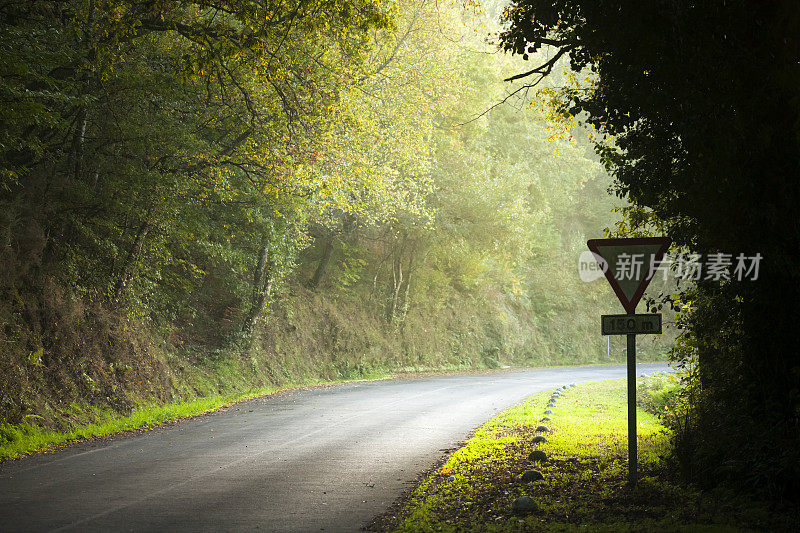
[389, 379, 797, 532]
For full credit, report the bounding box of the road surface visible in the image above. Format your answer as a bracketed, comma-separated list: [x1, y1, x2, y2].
[0, 363, 669, 532]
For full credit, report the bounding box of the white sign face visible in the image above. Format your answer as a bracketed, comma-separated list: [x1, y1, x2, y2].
[601, 314, 662, 335]
[587, 238, 671, 313]
[591, 244, 665, 300]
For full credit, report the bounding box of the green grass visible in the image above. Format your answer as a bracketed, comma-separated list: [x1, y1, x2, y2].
[392, 379, 788, 532]
[0, 370, 395, 461]
[0, 351, 410, 462]
[0, 387, 281, 460]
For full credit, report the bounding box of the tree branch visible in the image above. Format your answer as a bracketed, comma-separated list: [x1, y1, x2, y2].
[503, 45, 573, 83]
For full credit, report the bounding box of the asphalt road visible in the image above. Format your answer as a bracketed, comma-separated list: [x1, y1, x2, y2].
[0, 363, 669, 532]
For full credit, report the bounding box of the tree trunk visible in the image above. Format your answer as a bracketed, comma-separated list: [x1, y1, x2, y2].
[70, 0, 95, 181]
[387, 257, 403, 322]
[112, 216, 150, 300]
[308, 234, 334, 289]
[243, 237, 273, 333]
[401, 254, 414, 319]
[243, 274, 273, 334]
[70, 107, 87, 180]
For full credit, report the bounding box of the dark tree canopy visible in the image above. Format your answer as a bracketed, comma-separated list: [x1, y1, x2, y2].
[500, 0, 800, 496]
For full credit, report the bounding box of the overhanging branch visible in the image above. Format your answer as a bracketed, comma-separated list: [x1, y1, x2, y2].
[503, 45, 573, 83]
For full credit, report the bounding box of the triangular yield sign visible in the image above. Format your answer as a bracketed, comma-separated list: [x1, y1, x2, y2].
[586, 237, 671, 313]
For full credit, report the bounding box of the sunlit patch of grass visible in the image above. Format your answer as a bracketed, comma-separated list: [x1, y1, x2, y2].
[0, 387, 279, 460]
[393, 379, 785, 532]
[540, 384, 670, 464]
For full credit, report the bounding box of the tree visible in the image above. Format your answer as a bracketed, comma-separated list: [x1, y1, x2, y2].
[0, 0, 397, 379]
[300, 0, 444, 293]
[499, 0, 800, 497]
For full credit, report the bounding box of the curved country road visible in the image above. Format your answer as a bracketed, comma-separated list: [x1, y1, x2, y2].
[0, 363, 669, 532]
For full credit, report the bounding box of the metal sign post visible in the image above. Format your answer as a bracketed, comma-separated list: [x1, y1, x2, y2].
[601, 311, 662, 485]
[587, 237, 671, 487]
[626, 328, 637, 486]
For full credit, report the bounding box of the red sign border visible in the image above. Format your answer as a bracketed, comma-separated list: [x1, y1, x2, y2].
[586, 237, 672, 314]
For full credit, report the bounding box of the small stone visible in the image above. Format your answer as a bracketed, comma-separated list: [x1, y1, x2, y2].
[447, 475, 456, 482]
[570, 383, 577, 388]
[535, 425, 549, 432]
[528, 449, 547, 462]
[540, 416, 551, 422]
[532, 435, 547, 444]
[544, 409, 553, 414]
[512, 495, 537, 514]
[521, 469, 544, 482]
[547, 403, 556, 408]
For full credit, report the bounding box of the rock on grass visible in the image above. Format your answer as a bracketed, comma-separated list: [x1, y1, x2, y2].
[512, 495, 537, 514]
[521, 469, 544, 482]
[528, 449, 547, 462]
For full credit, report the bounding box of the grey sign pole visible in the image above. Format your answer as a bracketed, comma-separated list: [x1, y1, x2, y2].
[626, 327, 637, 486]
[601, 311, 660, 487]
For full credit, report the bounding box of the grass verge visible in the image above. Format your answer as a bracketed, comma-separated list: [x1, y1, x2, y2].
[0, 387, 282, 461]
[0, 370, 390, 461]
[0, 365, 519, 462]
[389, 379, 796, 532]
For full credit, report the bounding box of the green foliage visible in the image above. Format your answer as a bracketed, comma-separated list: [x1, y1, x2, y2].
[0, 0, 673, 450]
[636, 372, 685, 425]
[499, 0, 800, 500]
[0, 0, 394, 316]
